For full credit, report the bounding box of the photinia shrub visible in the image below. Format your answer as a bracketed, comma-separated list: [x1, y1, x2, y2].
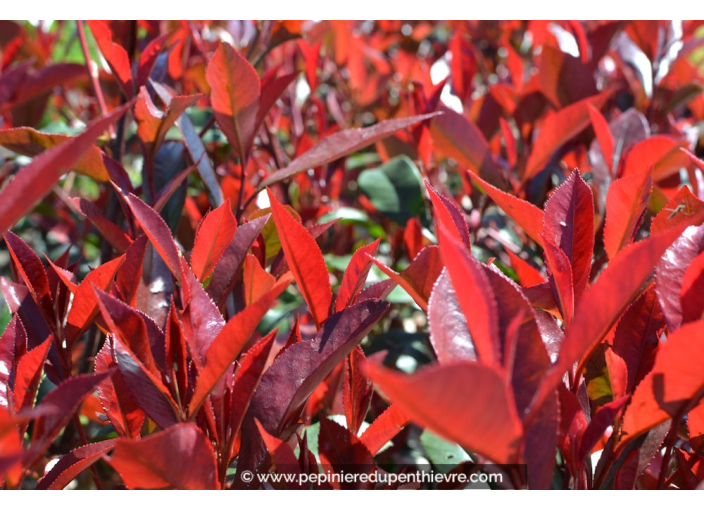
[1, 19, 704, 490]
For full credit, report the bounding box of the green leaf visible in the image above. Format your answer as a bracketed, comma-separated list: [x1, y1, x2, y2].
[420, 429, 471, 473]
[358, 155, 424, 225]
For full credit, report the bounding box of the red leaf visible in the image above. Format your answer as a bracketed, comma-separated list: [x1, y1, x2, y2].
[335, 238, 381, 313]
[206, 42, 260, 160]
[655, 224, 704, 331]
[370, 245, 443, 311]
[467, 172, 545, 246]
[65, 255, 125, 346]
[681, 251, 704, 323]
[242, 253, 275, 306]
[36, 439, 117, 490]
[427, 269, 475, 364]
[359, 404, 409, 455]
[13, 336, 51, 412]
[524, 91, 611, 181]
[342, 346, 373, 435]
[650, 184, 704, 234]
[687, 399, 704, 452]
[425, 181, 470, 249]
[267, 189, 332, 328]
[604, 168, 653, 259]
[369, 362, 523, 464]
[27, 372, 111, 466]
[542, 236, 575, 326]
[531, 215, 704, 417]
[4, 231, 53, 321]
[71, 198, 133, 254]
[206, 215, 269, 306]
[136, 33, 171, 88]
[0, 127, 110, 181]
[190, 200, 237, 283]
[578, 396, 628, 464]
[87, 21, 133, 97]
[437, 225, 500, 367]
[588, 103, 615, 174]
[94, 343, 145, 438]
[109, 423, 219, 489]
[237, 300, 389, 481]
[189, 274, 292, 416]
[622, 135, 690, 182]
[429, 107, 504, 187]
[542, 169, 594, 303]
[505, 249, 546, 287]
[0, 316, 24, 411]
[230, 331, 277, 441]
[612, 289, 664, 394]
[257, 113, 439, 191]
[121, 191, 182, 281]
[0, 102, 132, 237]
[621, 320, 704, 445]
[254, 419, 303, 489]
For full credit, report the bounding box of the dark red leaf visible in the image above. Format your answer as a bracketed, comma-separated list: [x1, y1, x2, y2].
[71, 198, 133, 254]
[257, 113, 440, 191]
[425, 181, 470, 249]
[36, 439, 117, 490]
[342, 346, 373, 435]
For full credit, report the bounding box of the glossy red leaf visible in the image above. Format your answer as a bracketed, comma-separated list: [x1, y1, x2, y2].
[655, 224, 704, 331]
[111, 335, 180, 430]
[267, 189, 332, 328]
[237, 300, 389, 480]
[242, 253, 275, 306]
[370, 362, 523, 464]
[578, 395, 628, 465]
[687, 399, 704, 452]
[542, 170, 594, 303]
[4, 231, 53, 321]
[621, 321, 704, 445]
[335, 238, 381, 313]
[467, 172, 545, 246]
[427, 268, 475, 364]
[612, 289, 664, 394]
[13, 336, 51, 412]
[531, 215, 704, 417]
[109, 423, 219, 489]
[0, 316, 24, 411]
[65, 255, 125, 345]
[121, 191, 182, 281]
[207, 42, 260, 160]
[370, 245, 443, 311]
[87, 21, 133, 97]
[190, 200, 237, 283]
[524, 91, 610, 181]
[604, 167, 653, 259]
[681, 251, 704, 323]
[36, 439, 117, 490]
[206, 215, 269, 306]
[359, 403, 409, 456]
[189, 274, 292, 416]
[542, 236, 575, 326]
[257, 113, 439, 191]
[437, 225, 500, 367]
[425, 181, 470, 249]
[94, 343, 144, 438]
[0, 101, 131, 237]
[135, 33, 170, 88]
